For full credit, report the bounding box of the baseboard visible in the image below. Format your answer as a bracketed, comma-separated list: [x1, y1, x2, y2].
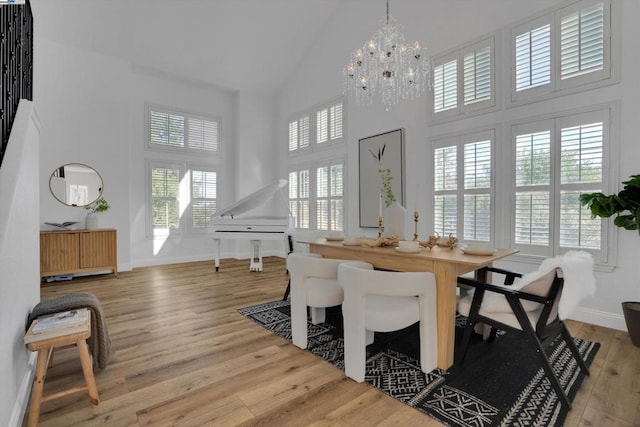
[571, 306, 627, 331]
[133, 251, 286, 269]
[8, 351, 36, 427]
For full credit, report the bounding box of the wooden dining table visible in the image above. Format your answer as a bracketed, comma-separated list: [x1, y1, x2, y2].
[308, 240, 518, 370]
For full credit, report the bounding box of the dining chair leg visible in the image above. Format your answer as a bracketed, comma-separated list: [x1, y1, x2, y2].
[282, 279, 290, 300]
[560, 322, 590, 375]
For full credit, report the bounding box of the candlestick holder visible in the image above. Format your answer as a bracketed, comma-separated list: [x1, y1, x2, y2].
[413, 211, 419, 241]
[378, 215, 383, 238]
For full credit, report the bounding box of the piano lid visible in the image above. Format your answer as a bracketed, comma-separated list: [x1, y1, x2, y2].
[215, 179, 288, 218]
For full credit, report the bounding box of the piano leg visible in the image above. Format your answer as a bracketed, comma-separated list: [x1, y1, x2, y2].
[249, 240, 263, 272]
[214, 238, 221, 271]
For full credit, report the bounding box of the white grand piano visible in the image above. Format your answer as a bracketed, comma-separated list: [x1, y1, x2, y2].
[210, 179, 292, 272]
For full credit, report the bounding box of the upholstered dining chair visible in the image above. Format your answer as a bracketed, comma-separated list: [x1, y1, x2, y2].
[287, 252, 372, 349]
[338, 263, 438, 383]
[456, 251, 596, 409]
[282, 230, 325, 300]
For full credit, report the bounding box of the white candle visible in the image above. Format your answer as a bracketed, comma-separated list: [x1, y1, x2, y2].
[414, 184, 420, 213]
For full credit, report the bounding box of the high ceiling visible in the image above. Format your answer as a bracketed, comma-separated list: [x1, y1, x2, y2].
[30, 0, 343, 94]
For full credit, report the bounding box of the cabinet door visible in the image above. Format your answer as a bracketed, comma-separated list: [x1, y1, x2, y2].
[40, 233, 79, 275]
[79, 230, 117, 269]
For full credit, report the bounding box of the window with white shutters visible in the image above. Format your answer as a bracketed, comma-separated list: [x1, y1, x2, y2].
[287, 97, 346, 232]
[148, 161, 219, 237]
[510, 0, 612, 103]
[288, 115, 310, 153]
[431, 36, 495, 121]
[433, 131, 493, 242]
[191, 168, 217, 230]
[150, 162, 182, 235]
[316, 159, 344, 232]
[147, 105, 220, 155]
[289, 167, 310, 229]
[511, 107, 609, 260]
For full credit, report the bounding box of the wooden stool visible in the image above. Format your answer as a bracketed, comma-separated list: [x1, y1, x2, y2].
[24, 310, 99, 426]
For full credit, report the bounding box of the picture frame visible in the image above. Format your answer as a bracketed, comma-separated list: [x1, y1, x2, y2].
[359, 128, 405, 228]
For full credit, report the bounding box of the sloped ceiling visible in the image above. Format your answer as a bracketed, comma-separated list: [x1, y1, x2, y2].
[30, 0, 343, 94]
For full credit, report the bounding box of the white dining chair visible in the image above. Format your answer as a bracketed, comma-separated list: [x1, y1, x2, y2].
[338, 263, 438, 382]
[287, 252, 373, 349]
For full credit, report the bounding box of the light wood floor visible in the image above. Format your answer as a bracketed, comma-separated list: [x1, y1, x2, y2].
[26, 257, 640, 426]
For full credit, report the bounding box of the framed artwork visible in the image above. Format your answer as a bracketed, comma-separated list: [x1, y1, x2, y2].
[359, 128, 405, 228]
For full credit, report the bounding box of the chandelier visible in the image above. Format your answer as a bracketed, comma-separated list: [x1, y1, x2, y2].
[343, 0, 432, 110]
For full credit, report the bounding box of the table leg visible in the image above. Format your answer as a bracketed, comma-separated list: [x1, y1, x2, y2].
[434, 264, 458, 370]
[28, 348, 50, 427]
[214, 238, 221, 271]
[76, 339, 100, 406]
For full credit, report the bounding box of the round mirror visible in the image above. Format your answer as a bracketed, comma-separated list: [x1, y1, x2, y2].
[49, 163, 103, 207]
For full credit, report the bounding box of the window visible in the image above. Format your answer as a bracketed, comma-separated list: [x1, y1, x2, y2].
[288, 158, 345, 232]
[288, 98, 345, 156]
[433, 131, 494, 242]
[430, 36, 496, 121]
[287, 96, 346, 232]
[510, 0, 612, 103]
[511, 107, 609, 260]
[147, 105, 220, 155]
[288, 114, 310, 153]
[149, 162, 218, 236]
[289, 166, 310, 229]
[316, 159, 344, 231]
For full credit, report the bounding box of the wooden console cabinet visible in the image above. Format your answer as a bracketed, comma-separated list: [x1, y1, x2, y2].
[40, 229, 117, 279]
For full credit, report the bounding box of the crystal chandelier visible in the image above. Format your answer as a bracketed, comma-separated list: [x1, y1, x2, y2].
[343, 0, 432, 110]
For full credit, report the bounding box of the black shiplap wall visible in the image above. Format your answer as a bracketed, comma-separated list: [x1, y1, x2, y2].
[0, 0, 33, 167]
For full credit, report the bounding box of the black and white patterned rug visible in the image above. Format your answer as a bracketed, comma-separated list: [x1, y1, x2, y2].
[238, 300, 599, 427]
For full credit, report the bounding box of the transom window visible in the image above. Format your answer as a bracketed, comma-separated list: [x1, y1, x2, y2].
[147, 105, 220, 155]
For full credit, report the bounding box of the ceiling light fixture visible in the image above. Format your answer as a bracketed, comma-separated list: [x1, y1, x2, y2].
[343, 0, 432, 110]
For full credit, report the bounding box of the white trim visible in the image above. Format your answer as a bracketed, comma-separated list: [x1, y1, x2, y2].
[8, 352, 36, 427]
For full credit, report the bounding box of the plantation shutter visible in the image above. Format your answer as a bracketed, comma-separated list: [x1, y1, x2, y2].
[317, 108, 328, 144]
[149, 110, 185, 147]
[288, 115, 310, 152]
[559, 121, 603, 249]
[463, 46, 492, 105]
[191, 169, 217, 229]
[433, 146, 457, 236]
[151, 165, 181, 230]
[560, 2, 605, 80]
[433, 59, 457, 113]
[515, 24, 551, 91]
[289, 168, 310, 229]
[463, 140, 491, 241]
[329, 103, 343, 141]
[514, 129, 551, 247]
[187, 118, 218, 152]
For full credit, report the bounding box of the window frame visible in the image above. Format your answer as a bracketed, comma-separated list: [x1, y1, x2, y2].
[287, 96, 346, 157]
[145, 103, 222, 157]
[429, 34, 499, 124]
[506, 103, 617, 266]
[431, 128, 496, 245]
[507, 0, 616, 107]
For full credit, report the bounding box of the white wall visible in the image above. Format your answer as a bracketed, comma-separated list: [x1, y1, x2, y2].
[277, 0, 640, 330]
[36, 39, 133, 271]
[0, 101, 41, 426]
[128, 67, 237, 267]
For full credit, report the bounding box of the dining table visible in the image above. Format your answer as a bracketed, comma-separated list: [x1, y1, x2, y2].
[308, 239, 519, 370]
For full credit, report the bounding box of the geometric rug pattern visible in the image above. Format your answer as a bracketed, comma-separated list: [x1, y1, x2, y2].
[238, 300, 599, 427]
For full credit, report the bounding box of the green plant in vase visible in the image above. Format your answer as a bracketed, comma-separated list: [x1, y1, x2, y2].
[84, 197, 110, 214]
[369, 144, 395, 207]
[580, 174, 640, 234]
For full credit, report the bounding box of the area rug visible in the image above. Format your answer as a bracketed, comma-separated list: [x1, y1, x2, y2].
[238, 300, 599, 427]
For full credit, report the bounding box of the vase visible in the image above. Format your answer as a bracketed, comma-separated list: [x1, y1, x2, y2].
[85, 212, 98, 230]
[622, 301, 640, 347]
[383, 201, 406, 239]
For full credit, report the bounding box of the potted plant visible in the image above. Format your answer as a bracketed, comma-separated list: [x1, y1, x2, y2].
[84, 197, 110, 230]
[580, 174, 640, 347]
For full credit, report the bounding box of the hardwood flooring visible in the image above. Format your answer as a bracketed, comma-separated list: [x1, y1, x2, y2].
[26, 257, 640, 426]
